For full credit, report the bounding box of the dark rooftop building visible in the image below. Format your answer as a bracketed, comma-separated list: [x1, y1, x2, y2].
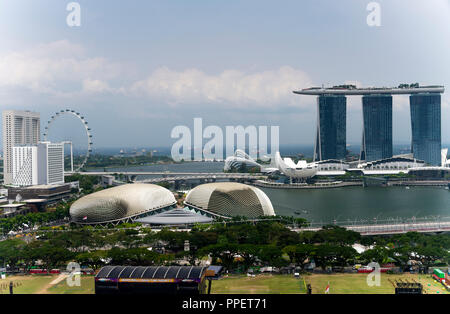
[7, 183, 72, 204]
[95, 265, 223, 295]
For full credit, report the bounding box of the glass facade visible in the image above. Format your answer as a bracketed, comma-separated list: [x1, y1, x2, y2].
[360, 95, 393, 161]
[410, 93, 441, 166]
[314, 95, 346, 161]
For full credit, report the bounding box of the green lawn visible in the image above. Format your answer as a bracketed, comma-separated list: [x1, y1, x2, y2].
[212, 273, 449, 294]
[46, 276, 95, 294]
[212, 274, 306, 294]
[0, 275, 55, 294]
[1, 273, 447, 294]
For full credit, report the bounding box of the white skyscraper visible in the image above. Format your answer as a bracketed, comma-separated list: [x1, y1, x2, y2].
[2, 110, 40, 184]
[38, 142, 65, 185]
[12, 142, 64, 187]
[12, 146, 39, 186]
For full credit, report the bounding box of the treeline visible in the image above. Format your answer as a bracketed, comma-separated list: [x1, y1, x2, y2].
[1, 222, 449, 273]
[65, 174, 101, 194]
[0, 202, 71, 234]
[67, 154, 173, 169]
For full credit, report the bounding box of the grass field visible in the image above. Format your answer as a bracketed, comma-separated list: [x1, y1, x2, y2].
[0, 275, 95, 294]
[304, 273, 448, 295]
[0, 275, 56, 294]
[0, 273, 448, 294]
[46, 276, 95, 294]
[212, 274, 303, 294]
[212, 273, 449, 294]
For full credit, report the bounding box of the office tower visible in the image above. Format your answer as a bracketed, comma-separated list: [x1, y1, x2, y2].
[410, 93, 441, 166]
[295, 84, 444, 165]
[2, 110, 40, 184]
[38, 142, 65, 185]
[12, 142, 64, 187]
[360, 95, 393, 161]
[12, 146, 39, 186]
[314, 95, 347, 161]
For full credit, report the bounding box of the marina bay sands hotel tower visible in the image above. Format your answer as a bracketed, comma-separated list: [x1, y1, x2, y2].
[294, 84, 445, 166]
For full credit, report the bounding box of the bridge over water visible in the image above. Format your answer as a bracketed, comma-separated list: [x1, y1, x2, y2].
[136, 173, 266, 183]
[69, 171, 266, 183]
[295, 218, 450, 236]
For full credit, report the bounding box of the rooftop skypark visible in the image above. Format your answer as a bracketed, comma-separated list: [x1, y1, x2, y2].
[294, 83, 444, 96]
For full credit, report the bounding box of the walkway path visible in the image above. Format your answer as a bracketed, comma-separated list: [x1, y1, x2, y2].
[36, 274, 67, 294]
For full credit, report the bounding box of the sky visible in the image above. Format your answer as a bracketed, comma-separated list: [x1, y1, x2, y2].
[0, 0, 449, 150]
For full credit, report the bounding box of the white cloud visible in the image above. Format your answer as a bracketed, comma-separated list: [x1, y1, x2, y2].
[31, 40, 85, 58]
[82, 79, 112, 94]
[0, 41, 314, 110]
[0, 40, 122, 95]
[128, 66, 313, 109]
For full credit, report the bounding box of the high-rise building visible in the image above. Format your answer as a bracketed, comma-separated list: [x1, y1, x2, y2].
[314, 95, 346, 161]
[410, 93, 441, 166]
[360, 95, 393, 161]
[12, 146, 39, 186]
[38, 142, 65, 185]
[12, 142, 64, 187]
[2, 110, 40, 184]
[294, 84, 444, 165]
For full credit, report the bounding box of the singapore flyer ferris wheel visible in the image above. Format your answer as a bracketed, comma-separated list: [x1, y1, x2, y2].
[43, 109, 93, 172]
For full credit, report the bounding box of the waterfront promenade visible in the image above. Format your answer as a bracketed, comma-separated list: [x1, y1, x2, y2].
[296, 217, 450, 236]
[252, 180, 362, 189]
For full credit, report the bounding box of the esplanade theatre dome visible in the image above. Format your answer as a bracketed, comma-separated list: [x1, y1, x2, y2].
[184, 182, 275, 218]
[70, 183, 176, 225]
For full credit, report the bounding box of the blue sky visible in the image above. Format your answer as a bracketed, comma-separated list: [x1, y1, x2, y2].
[0, 0, 449, 149]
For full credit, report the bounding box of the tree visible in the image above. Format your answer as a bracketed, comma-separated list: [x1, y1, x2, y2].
[359, 246, 390, 265]
[313, 244, 355, 269]
[0, 239, 26, 269]
[258, 245, 286, 268]
[415, 246, 448, 268]
[236, 244, 260, 271]
[107, 247, 163, 266]
[334, 246, 357, 267]
[26, 241, 75, 270]
[76, 251, 107, 269]
[388, 246, 411, 270]
[283, 244, 315, 270]
[313, 226, 361, 246]
[199, 243, 238, 270]
[189, 231, 218, 248]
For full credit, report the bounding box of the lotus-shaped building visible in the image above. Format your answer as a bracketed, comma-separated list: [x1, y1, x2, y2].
[274, 152, 318, 179]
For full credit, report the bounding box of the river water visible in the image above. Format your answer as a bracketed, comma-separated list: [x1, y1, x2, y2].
[90, 162, 450, 223]
[260, 186, 450, 224]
